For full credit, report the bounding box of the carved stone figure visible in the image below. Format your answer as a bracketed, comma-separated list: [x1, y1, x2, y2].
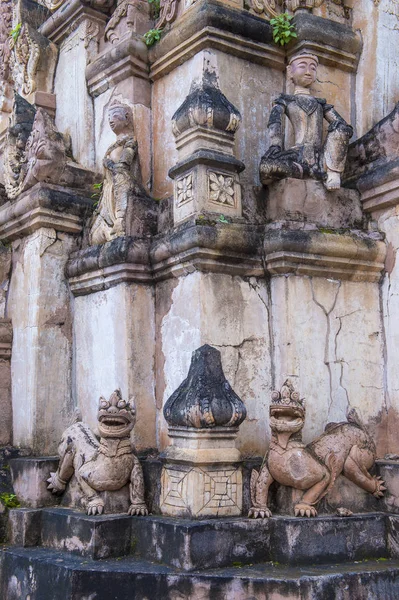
[4, 98, 69, 199]
[47, 390, 148, 516]
[260, 53, 353, 191]
[90, 100, 157, 245]
[249, 380, 385, 519]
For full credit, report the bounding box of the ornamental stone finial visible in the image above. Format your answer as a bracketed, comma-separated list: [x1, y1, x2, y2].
[164, 344, 247, 428]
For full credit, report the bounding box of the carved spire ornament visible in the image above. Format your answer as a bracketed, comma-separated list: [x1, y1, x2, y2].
[164, 344, 247, 428]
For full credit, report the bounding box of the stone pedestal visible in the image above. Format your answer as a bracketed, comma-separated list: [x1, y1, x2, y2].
[0, 183, 93, 453]
[266, 178, 363, 229]
[160, 427, 242, 518]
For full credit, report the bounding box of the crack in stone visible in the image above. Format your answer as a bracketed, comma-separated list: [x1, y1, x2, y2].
[310, 278, 341, 419]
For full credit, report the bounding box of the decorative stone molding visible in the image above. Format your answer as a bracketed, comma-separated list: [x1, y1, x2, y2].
[39, 0, 108, 46]
[169, 52, 244, 224]
[66, 223, 264, 295]
[176, 172, 194, 207]
[149, 0, 284, 81]
[86, 34, 149, 97]
[105, 0, 151, 43]
[156, 0, 180, 30]
[345, 102, 399, 203]
[208, 170, 238, 208]
[4, 95, 97, 201]
[361, 178, 399, 214]
[0, 183, 94, 242]
[250, 0, 281, 18]
[264, 228, 386, 283]
[287, 13, 361, 72]
[161, 345, 245, 518]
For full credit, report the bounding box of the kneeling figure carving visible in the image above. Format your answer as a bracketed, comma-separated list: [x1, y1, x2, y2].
[249, 380, 385, 519]
[48, 390, 148, 517]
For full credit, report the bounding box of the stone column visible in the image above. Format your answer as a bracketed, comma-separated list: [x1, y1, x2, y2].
[0, 183, 94, 454]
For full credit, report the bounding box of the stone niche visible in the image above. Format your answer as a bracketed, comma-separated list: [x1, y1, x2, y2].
[160, 344, 246, 518]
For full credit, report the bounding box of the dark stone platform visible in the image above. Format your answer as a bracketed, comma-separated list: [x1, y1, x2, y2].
[7, 507, 397, 570]
[1, 546, 399, 600]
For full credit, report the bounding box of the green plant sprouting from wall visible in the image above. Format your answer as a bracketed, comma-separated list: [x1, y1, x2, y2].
[143, 28, 163, 47]
[0, 493, 20, 509]
[91, 182, 103, 208]
[270, 13, 297, 46]
[10, 23, 22, 43]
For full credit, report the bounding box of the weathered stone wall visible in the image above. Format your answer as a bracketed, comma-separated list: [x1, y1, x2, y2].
[73, 282, 157, 451]
[7, 228, 77, 453]
[156, 272, 272, 455]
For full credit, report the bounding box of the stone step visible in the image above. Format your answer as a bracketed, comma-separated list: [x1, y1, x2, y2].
[1, 545, 399, 600]
[8, 507, 399, 570]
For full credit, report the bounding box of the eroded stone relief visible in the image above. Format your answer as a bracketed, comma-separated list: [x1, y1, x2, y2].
[48, 390, 148, 516]
[249, 380, 386, 519]
[90, 99, 157, 244]
[260, 53, 353, 190]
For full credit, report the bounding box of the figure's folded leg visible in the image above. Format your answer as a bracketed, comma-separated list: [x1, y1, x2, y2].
[260, 149, 306, 185]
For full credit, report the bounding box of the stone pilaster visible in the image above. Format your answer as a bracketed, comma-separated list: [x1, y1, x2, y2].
[0, 183, 93, 453]
[66, 238, 157, 453]
[168, 52, 244, 226]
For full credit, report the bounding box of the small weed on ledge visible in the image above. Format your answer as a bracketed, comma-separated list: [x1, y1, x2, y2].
[143, 28, 163, 47]
[270, 13, 297, 46]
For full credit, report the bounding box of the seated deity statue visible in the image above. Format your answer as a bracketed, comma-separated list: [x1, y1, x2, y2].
[90, 100, 154, 245]
[259, 53, 353, 191]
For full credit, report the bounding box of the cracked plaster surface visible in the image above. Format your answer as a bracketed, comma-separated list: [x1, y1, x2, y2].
[7, 228, 77, 453]
[376, 206, 399, 450]
[74, 282, 156, 452]
[271, 275, 384, 446]
[159, 271, 271, 455]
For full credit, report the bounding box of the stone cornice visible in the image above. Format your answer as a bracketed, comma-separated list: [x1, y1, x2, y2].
[0, 183, 94, 242]
[149, 1, 284, 80]
[67, 222, 386, 295]
[289, 13, 361, 72]
[86, 33, 149, 97]
[67, 224, 264, 294]
[0, 318, 12, 360]
[264, 228, 385, 283]
[361, 176, 399, 215]
[39, 0, 108, 45]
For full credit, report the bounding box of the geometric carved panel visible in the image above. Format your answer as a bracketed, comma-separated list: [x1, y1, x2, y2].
[160, 464, 242, 517]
